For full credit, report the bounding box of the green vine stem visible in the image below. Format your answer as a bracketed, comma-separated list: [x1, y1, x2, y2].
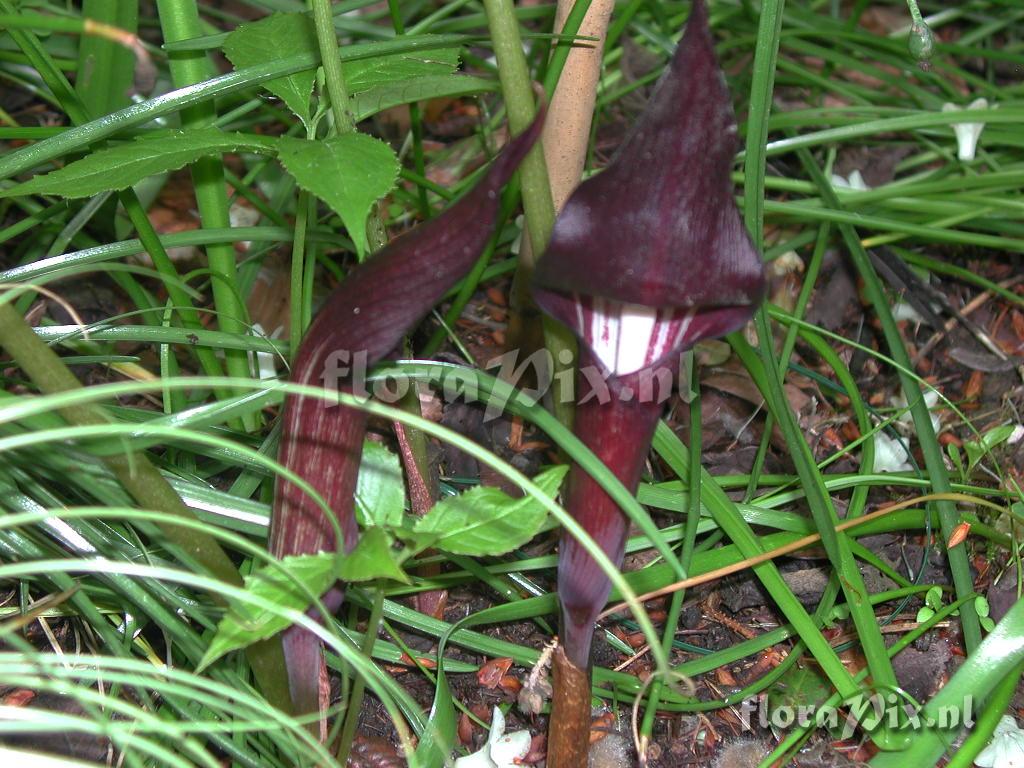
[482, 0, 575, 427]
[156, 0, 256, 431]
[309, 0, 387, 253]
[0, 299, 292, 714]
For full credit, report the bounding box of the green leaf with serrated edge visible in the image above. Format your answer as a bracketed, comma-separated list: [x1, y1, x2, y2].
[199, 552, 335, 671]
[223, 12, 317, 127]
[277, 133, 398, 259]
[200, 530, 410, 669]
[413, 465, 568, 556]
[0, 129, 277, 199]
[336, 526, 409, 584]
[352, 74, 497, 121]
[342, 44, 459, 92]
[355, 441, 406, 528]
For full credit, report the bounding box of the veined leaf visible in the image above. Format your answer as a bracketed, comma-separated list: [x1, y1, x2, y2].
[355, 441, 406, 528]
[277, 133, 398, 259]
[414, 465, 568, 556]
[343, 42, 460, 92]
[336, 526, 409, 584]
[352, 74, 498, 121]
[200, 529, 409, 669]
[199, 552, 335, 671]
[224, 12, 317, 127]
[0, 129, 276, 199]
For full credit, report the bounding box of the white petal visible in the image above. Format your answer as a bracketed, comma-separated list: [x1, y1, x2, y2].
[874, 431, 913, 473]
[455, 708, 508, 768]
[952, 121, 985, 161]
[453, 750, 498, 768]
[944, 99, 992, 161]
[976, 716, 1024, 767]
[847, 169, 870, 190]
[486, 707, 507, 747]
[488, 730, 532, 767]
[830, 171, 870, 191]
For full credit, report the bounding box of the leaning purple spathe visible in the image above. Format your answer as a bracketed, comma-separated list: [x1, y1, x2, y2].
[271, 116, 543, 716]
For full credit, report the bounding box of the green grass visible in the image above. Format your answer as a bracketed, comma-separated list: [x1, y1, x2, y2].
[1, 1, 1023, 766]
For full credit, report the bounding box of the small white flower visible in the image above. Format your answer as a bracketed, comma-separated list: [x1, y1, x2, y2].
[830, 169, 870, 191]
[975, 715, 1024, 767]
[453, 707, 531, 768]
[942, 97, 991, 161]
[873, 430, 914, 473]
[890, 389, 941, 434]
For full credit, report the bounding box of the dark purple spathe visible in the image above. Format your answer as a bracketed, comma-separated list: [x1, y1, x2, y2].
[532, 0, 765, 668]
[272, 116, 543, 714]
[533, 0, 764, 378]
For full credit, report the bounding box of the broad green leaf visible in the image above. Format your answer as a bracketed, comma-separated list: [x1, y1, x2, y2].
[352, 74, 498, 121]
[965, 423, 1017, 470]
[414, 465, 568, 556]
[343, 43, 460, 93]
[224, 12, 317, 127]
[199, 552, 335, 671]
[277, 133, 398, 258]
[0, 129, 276, 199]
[355, 440, 406, 528]
[336, 526, 409, 584]
[200, 530, 410, 669]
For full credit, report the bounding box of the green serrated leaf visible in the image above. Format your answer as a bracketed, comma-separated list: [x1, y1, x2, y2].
[336, 526, 409, 584]
[355, 441, 407, 528]
[224, 12, 317, 127]
[277, 133, 398, 259]
[0, 129, 276, 200]
[413, 465, 568, 556]
[199, 552, 335, 671]
[200, 528, 411, 669]
[343, 43, 460, 92]
[352, 74, 498, 121]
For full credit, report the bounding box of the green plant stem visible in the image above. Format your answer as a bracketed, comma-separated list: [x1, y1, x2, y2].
[310, 0, 355, 134]
[335, 587, 386, 759]
[386, 0, 430, 218]
[156, 0, 255, 431]
[742, 0, 909, 749]
[289, 190, 313, 360]
[0, 300, 292, 714]
[75, 1, 137, 119]
[481, 0, 575, 428]
[309, 0, 387, 253]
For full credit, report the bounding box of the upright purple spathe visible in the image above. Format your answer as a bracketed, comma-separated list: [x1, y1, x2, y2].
[532, 0, 765, 668]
